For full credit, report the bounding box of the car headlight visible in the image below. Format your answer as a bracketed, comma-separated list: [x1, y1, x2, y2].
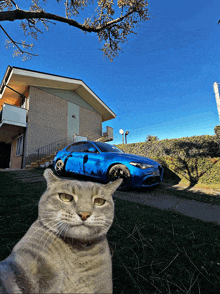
[130, 162, 154, 169]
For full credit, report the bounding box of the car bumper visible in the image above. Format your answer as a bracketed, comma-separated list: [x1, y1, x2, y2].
[129, 165, 163, 188]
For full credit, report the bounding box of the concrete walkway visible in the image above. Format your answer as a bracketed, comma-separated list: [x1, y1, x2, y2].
[115, 190, 220, 225]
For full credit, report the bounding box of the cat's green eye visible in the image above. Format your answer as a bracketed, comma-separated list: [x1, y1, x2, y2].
[59, 193, 73, 202]
[94, 198, 106, 206]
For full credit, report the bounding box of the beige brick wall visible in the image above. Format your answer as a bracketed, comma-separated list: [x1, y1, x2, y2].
[24, 86, 103, 166]
[25, 87, 68, 158]
[79, 107, 102, 141]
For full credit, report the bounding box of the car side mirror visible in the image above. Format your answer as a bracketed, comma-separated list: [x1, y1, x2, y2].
[88, 147, 96, 153]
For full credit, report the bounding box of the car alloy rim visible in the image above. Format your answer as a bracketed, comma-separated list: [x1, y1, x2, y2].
[55, 160, 64, 173]
[109, 167, 130, 184]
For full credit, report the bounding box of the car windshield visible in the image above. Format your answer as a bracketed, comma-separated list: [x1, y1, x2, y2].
[95, 142, 123, 153]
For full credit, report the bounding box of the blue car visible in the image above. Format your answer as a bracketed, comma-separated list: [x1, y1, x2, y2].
[53, 141, 163, 188]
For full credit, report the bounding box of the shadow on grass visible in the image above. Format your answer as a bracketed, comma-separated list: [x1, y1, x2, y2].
[164, 140, 220, 189]
[162, 166, 181, 185]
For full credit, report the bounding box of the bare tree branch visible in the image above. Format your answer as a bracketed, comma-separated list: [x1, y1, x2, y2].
[10, 0, 19, 9]
[0, 9, 88, 30]
[0, 0, 150, 60]
[0, 24, 38, 59]
[0, 8, 139, 32]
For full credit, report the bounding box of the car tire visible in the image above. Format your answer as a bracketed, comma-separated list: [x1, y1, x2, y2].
[55, 159, 65, 176]
[108, 164, 131, 189]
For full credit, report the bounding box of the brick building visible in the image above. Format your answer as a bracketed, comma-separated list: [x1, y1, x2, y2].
[0, 66, 116, 169]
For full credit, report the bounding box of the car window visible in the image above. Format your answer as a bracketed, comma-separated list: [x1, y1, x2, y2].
[94, 142, 123, 153]
[66, 142, 83, 152]
[81, 142, 98, 153]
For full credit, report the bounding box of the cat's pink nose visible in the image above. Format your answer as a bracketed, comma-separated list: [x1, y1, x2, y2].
[78, 212, 91, 221]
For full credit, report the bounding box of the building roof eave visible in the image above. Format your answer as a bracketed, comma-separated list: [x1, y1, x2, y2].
[0, 66, 116, 122]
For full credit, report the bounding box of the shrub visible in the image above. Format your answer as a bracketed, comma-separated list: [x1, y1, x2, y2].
[117, 135, 220, 189]
[214, 125, 220, 138]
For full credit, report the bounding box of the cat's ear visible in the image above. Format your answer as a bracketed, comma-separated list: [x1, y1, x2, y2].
[43, 169, 61, 185]
[106, 178, 123, 194]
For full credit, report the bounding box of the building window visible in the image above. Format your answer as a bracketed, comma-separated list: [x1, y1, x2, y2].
[20, 97, 26, 109]
[16, 135, 23, 156]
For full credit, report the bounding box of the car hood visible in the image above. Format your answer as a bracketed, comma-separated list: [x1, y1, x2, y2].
[108, 152, 160, 166]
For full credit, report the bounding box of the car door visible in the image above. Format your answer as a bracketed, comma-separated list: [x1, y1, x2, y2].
[65, 142, 84, 175]
[81, 142, 105, 179]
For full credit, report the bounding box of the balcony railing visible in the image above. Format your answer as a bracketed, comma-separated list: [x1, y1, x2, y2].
[102, 126, 113, 141]
[0, 103, 26, 128]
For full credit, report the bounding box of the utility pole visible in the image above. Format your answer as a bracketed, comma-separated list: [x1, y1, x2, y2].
[213, 82, 220, 120]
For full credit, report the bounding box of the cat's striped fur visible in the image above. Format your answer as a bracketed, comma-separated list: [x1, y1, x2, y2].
[0, 169, 122, 293]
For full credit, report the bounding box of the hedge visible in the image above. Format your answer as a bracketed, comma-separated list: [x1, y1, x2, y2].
[117, 135, 220, 189]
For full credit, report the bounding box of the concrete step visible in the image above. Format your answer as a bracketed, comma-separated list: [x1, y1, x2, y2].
[26, 154, 54, 169]
[39, 159, 53, 165]
[25, 165, 33, 170]
[46, 154, 55, 159]
[31, 163, 39, 167]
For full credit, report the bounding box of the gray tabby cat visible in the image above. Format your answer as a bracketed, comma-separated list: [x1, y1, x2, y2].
[0, 168, 122, 293]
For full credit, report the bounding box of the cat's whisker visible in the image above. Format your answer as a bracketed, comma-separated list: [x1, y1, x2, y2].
[42, 221, 63, 248]
[29, 219, 61, 243]
[57, 223, 68, 239]
[58, 224, 67, 238]
[26, 219, 59, 242]
[37, 216, 58, 223]
[55, 221, 65, 233]
[63, 223, 70, 240]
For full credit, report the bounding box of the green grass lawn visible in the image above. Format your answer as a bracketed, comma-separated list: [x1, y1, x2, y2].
[1, 169, 220, 293]
[110, 199, 220, 293]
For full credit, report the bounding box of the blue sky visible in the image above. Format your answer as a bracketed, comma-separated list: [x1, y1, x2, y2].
[1, 0, 220, 145]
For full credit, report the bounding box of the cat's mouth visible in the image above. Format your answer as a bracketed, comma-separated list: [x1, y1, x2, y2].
[73, 221, 101, 232]
[80, 222, 95, 228]
[69, 221, 93, 228]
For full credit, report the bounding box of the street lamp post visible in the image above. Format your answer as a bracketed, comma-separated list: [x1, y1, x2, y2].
[125, 131, 129, 144]
[119, 129, 124, 144]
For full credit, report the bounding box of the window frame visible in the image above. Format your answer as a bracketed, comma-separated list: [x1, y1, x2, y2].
[66, 142, 84, 152]
[81, 142, 99, 153]
[16, 135, 24, 156]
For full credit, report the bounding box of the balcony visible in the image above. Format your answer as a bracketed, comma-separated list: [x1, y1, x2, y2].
[95, 126, 113, 142]
[0, 103, 27, 128]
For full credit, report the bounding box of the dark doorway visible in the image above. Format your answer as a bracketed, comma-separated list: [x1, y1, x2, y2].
[0, 142, 11, 168]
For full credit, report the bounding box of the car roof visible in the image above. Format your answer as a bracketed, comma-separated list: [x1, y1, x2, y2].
[73, 140, 95, 144]
[65, 140, 106, 148]
[68, 140, 110, 145]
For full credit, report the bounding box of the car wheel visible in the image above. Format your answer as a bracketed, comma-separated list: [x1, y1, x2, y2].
[55, 159, 65, 176]
[108, 164, 131, 188]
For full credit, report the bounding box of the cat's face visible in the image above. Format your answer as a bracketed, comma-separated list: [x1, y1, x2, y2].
[38, 169, 122, 243]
